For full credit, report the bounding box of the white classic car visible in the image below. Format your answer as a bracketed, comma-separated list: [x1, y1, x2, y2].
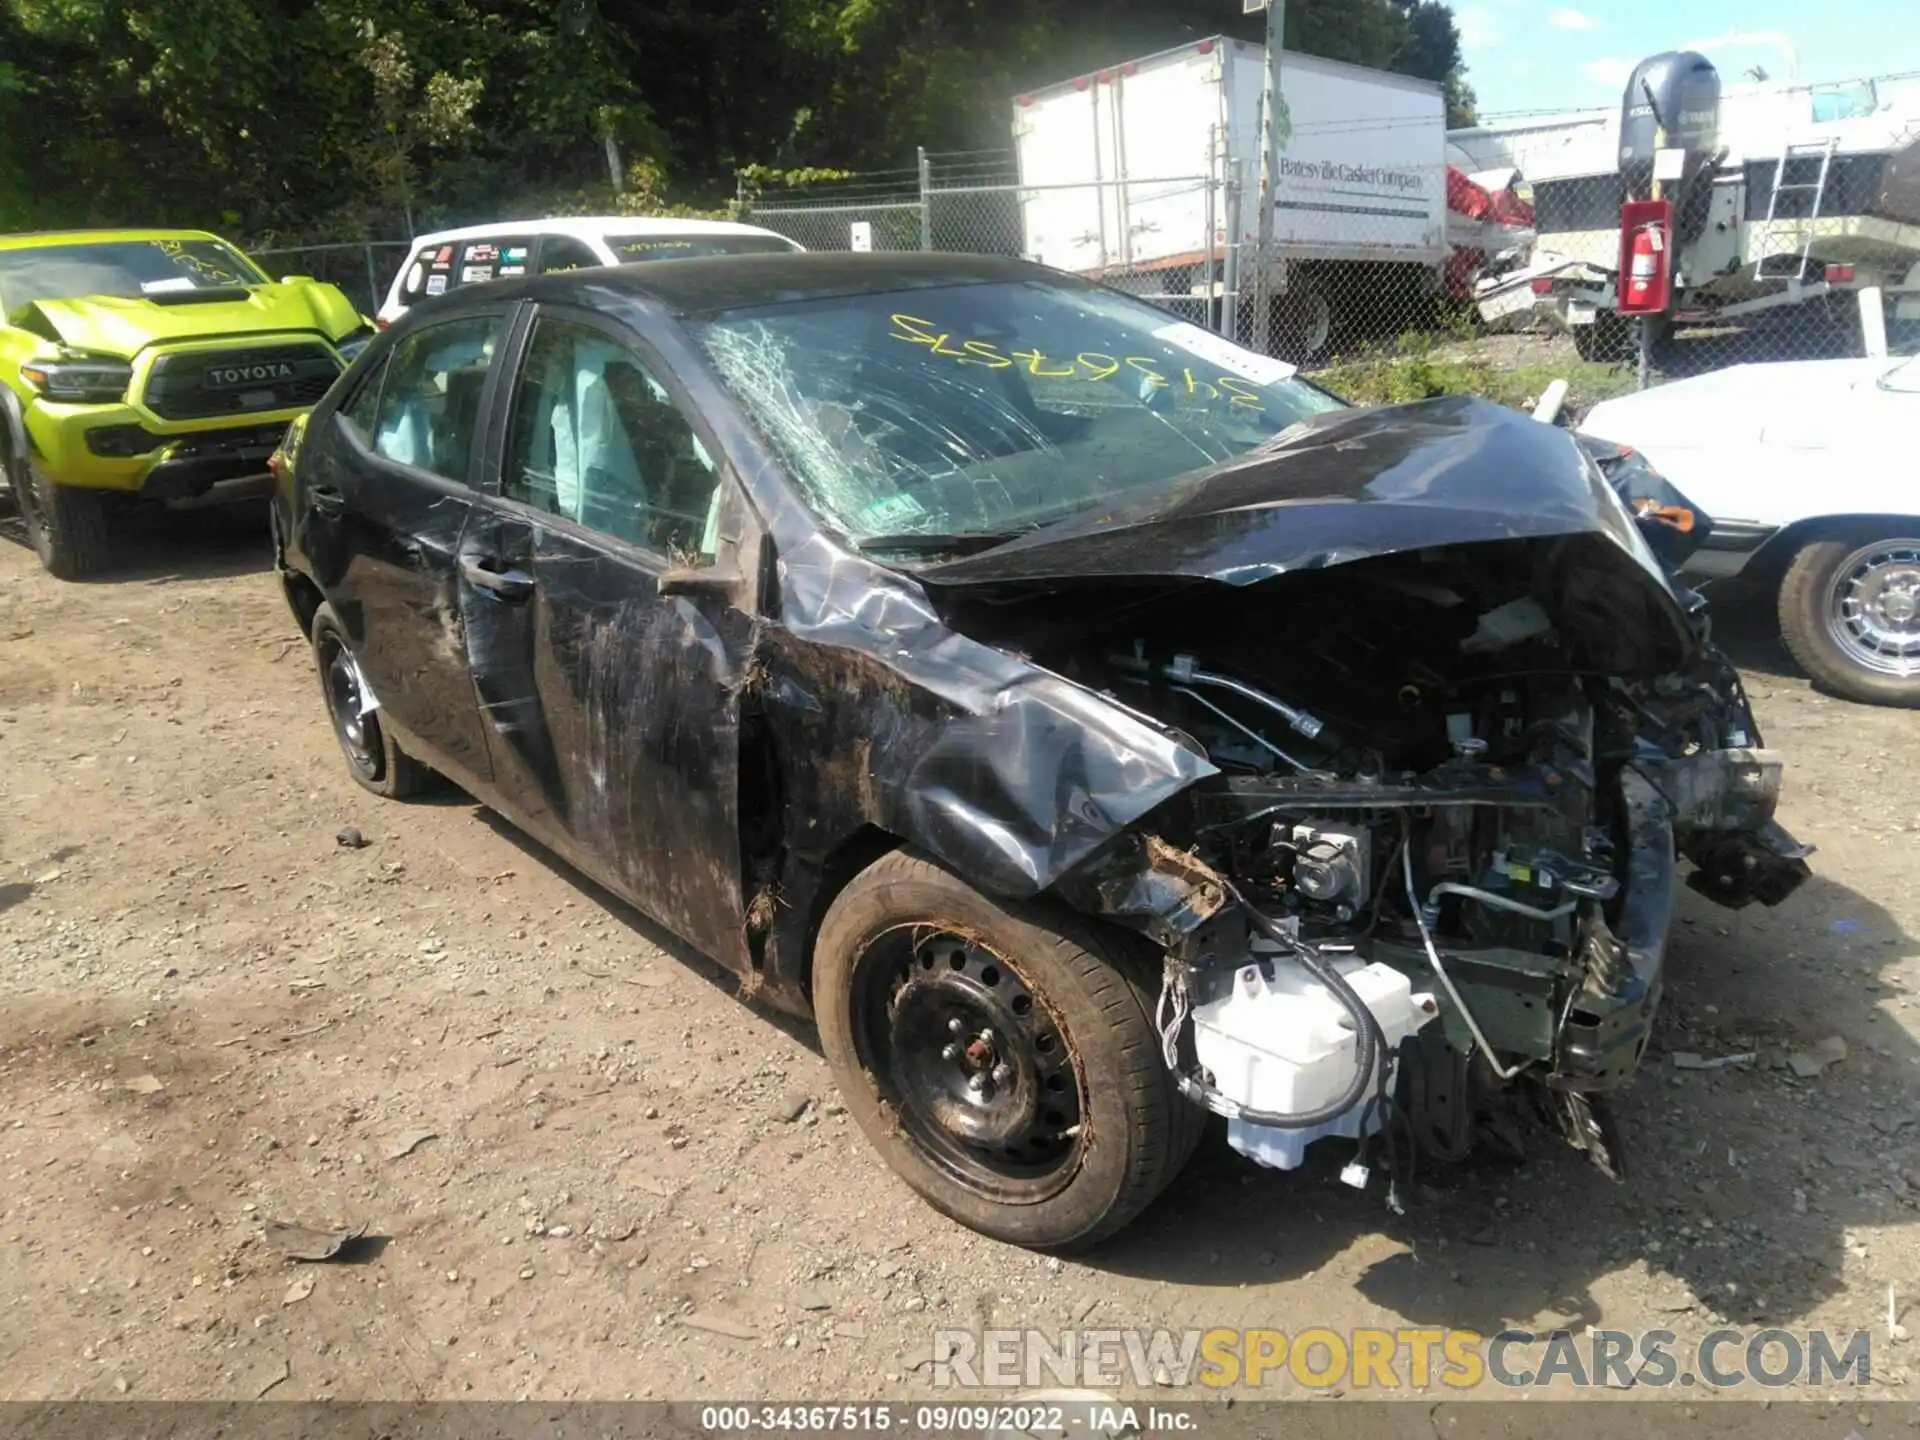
[1582, 354, 1920, 707]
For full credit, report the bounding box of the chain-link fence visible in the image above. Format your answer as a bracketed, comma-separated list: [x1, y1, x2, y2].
[249, 241, 413, 316]
[1469, 166, 1920, 384]
[743, 142, 1920, 409]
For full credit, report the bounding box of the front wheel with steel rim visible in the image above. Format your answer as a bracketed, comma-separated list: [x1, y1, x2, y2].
[1779, 535, 1920, 707]
[813, 849, 1204, 1251]
[309, 601, 432, 797]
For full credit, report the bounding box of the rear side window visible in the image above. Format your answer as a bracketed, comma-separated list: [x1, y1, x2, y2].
[368, 315, 504, 482]
[397, 236, 537, 304]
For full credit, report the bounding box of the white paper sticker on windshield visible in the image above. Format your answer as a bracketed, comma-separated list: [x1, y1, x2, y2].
[141, 277, 197, 294]
[1153, 321, 1297, 386]
[860, 491, 927, 532]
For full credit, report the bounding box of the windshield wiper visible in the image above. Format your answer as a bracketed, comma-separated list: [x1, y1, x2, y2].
[852, 531, 1024, 557]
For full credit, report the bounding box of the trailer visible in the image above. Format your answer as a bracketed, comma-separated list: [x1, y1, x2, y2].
[1461, 61, 1920, 358]
[1012, 38, 1448, 360]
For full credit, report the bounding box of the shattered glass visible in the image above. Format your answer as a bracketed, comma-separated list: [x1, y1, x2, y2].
[695, 281, 1344, 550]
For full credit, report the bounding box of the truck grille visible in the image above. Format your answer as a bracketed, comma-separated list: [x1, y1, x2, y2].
[142, 344, 341, 421]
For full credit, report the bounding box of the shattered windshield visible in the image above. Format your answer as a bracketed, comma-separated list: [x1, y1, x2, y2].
[0, 239, 266, 319]
[692, 280, 1347, 547]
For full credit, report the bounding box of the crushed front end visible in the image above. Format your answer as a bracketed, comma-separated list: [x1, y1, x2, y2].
[1017, 537, 1810, 1192]
[901, 398, 1811, 1200]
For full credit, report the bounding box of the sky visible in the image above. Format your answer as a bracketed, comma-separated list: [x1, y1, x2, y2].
[1456, 0, 1920, 116]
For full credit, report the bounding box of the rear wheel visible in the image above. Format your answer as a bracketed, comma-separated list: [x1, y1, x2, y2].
[1274, 278, 1335, 364]
[1571, 311, 1638, 364]
[813, 849, 1203, 1251]
[12, 461, 113, 579]
[311, 602, 432, 797]
[1779, 535, 1920, 707]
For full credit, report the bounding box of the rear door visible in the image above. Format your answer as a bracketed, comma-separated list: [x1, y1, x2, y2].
[300, 307, 513, 784]
[456, 304, 756, 967]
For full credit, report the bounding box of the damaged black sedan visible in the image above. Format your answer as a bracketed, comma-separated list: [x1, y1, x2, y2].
[270, 253, 1810, 1251]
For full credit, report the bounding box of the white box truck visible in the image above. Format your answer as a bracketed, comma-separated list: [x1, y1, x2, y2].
[1012, 37, 1448, 359]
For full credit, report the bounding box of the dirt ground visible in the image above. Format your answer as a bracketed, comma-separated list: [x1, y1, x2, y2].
[4, 506, 1920, 1406]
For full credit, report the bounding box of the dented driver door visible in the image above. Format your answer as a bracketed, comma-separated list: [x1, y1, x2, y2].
[457, 305, 754, 970]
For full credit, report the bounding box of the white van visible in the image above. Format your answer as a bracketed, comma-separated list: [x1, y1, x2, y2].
[376, 216, 803, 327]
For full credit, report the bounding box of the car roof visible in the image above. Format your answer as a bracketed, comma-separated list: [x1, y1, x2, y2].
[403, 215, 795, 248]
[419, 251, 1067, 317]
[0, 228, 230, 253]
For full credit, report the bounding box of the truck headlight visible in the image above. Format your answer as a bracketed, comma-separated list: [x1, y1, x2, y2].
[19, 355, 134, 405]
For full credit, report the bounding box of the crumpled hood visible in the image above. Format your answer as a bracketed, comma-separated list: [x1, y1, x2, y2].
[20, 280, 360, 358]
[914, 396, 1662, 589]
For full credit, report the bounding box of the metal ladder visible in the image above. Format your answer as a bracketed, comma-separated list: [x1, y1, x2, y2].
[1756, 135, 1840, 283]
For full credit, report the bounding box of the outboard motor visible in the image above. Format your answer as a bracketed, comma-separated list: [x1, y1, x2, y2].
[1620, 52, 1722, 242]
[1620, 51, 1720, 179]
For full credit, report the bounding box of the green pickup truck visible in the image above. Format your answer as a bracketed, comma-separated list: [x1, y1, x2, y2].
[0, 229, 372, 577]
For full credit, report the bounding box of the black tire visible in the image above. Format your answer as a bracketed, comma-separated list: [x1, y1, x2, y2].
[13, 460, 113, 580]
[310, 602, 433, 797]
[1571, 311, 1635, 364]
[1274, 277, 1335, 365]
[813, 849, 1203, 1251]
[1778, 535, 1920, 707]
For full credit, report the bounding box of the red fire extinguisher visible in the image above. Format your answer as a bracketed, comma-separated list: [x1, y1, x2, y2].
[1625, 222, 1664, 309]
[1616, 198, 1673, 315]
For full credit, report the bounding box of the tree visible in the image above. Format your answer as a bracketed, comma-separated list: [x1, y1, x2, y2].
[358, 28, 483, 236]
[1395, 0, 1478, 126]
[0, 0, 1477, 241]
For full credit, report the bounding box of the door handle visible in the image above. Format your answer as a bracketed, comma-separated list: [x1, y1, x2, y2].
[310, 485, 346, 518]
[460, 556, 536, 601]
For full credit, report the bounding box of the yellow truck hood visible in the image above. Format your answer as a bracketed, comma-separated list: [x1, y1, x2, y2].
[20, 280, 361, 358]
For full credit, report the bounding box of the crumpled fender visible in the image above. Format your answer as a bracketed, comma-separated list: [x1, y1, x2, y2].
[767, 530, 1219, 900]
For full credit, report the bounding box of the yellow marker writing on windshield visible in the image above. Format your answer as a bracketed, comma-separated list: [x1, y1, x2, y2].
[962, 340, 1012, 369]
[889, 314, 1266, 407]
[1126, 357, 1169, 389]
[1011, 348, 1075, 378]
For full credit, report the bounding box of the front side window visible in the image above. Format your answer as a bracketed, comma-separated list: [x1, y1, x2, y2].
[368, 315, 503, 481]
[0, 238, 267, 320]
[503, 318, 722, 561]
[692, 280, 1345, 550]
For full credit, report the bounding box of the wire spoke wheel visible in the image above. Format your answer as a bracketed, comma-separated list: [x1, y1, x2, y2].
[1825, 538, 1920, 678]
[852, 928, 1085, 1203]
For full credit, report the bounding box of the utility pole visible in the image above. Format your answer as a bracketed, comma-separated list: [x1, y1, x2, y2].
[1251, 0, 1286, 353]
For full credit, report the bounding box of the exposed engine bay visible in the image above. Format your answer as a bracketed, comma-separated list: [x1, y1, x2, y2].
[940, 527, 1812, 1198]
